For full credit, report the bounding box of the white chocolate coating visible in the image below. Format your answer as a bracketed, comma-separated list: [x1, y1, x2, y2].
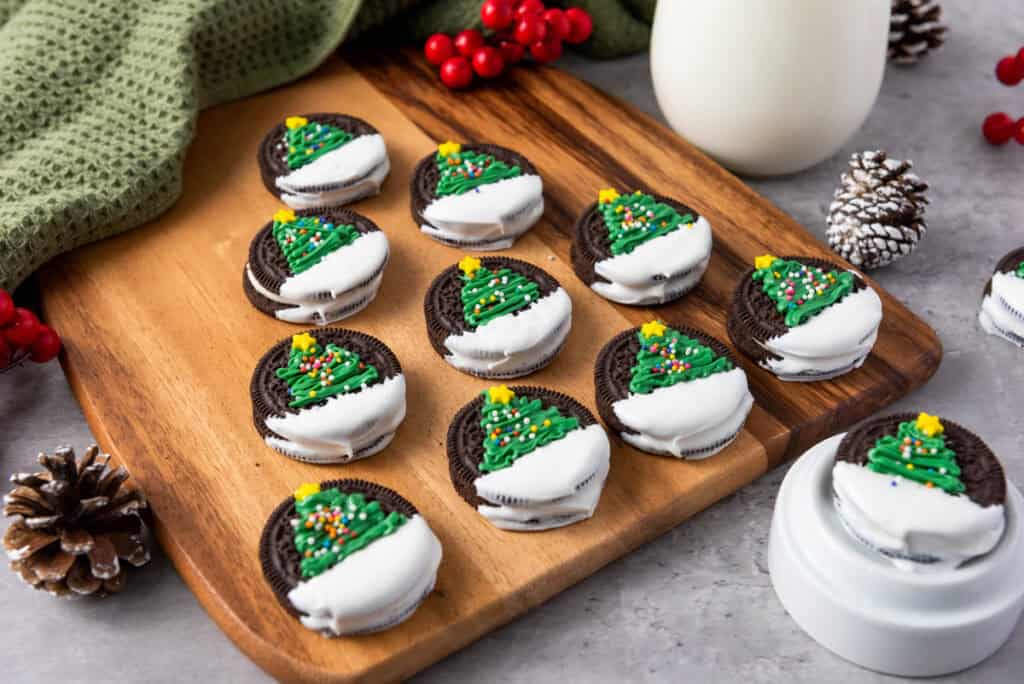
[420, 174, 543, 250]
[979, 270, 1024, 348]
[591, 217, 712, 305]
[276, 134, 390, 209]
[264, 374, 406, 463]
[612, 367, 753, 459]
[443, 288, 572, 377]
[287, 514, 442, 636]
[832, 461, 1006, 572]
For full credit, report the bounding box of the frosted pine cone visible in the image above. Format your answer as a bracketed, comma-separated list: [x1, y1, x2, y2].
[889, 0, 947, 65]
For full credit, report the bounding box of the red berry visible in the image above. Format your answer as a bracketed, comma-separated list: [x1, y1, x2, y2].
[4, 307, 40, 348]
[515, 0, 545, 17]
[514, 14, 547, 45]
[995, 56, 1023, 86]
[472, 46, 506, 79]
[440, 56, 474, 89]
[454, 29, 485, 58]
[481, 0, 515, 31]
[1016, 118, 1024, 145]
[0, 336, 10, 368]
[0, 289, 14, 327]
[564, 8, 593, 44]
[982, 112, 1016, 145]
[530, 36, 563, 63]
[1017, 47, 1024, 69]
[29, 325, 61, 363]
[498, 39, 526, 64]
[543, 9, 571, 41]
[424, 33, 456, 66]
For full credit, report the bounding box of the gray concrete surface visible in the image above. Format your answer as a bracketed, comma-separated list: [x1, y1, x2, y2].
[2, 4, 1022, 682]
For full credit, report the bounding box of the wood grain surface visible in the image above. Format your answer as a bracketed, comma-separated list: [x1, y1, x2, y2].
[37, 50, 940, 684]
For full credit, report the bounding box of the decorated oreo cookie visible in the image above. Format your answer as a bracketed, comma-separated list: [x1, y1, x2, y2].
[243, 208, 388, 325]
[832, 412, 1006, 571]
[447, 385, 610, 531]
[260, 480, 442, 636]
[727, 254, 882, 381]
[979, 246, 1024, 348]
[251, 330, 406, 463]
[258, 114, 390, 209]
[571, 188, 712, 305]
[424, 256, 572, 378]
[595, 321, 753, 458]
[411, 141, 544, 250]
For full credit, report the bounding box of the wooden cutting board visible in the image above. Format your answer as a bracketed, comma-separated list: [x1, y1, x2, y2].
[38, 49, 941, 683]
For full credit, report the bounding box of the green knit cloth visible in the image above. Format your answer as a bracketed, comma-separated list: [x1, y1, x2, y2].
[0, 0, 653, 290]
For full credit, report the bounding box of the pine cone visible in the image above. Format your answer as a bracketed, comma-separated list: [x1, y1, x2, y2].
[826, 150, 929, 270]
[3, 445, 150, 597]
[889, 0, 947, 65]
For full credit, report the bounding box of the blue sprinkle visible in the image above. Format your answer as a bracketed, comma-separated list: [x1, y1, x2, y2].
[890, 480, 898, 487]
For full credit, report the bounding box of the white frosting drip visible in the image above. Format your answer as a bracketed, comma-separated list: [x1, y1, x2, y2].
[761, 285, 882, 378]
[832, 461, 1006, 572]
[443, 288, 572, 376]
[276, 134, 389, 209]
[611, 368, 753, 459]
[264, 375, 406, 463]
[287, 514, 442, 636]
[420, 175, 543, 249]
[278, 230, 388, 300]
[979, 271, 1024, 348]
[247, 267, 383, 326]
[594, 216, 712, 286]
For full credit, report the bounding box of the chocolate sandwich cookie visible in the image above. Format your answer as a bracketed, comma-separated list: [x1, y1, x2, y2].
[411, 141, 544, 250]
[832, 412, 1006, 571]
[243, 208, 388, 325]
[260, 479, 442, 636]
[594, 320, 753, 459]
[447, 385, 610, 531]
[571, 188, 713, 306]
[258, 113, 390, 209]
[727, 254, 883, 381]
[251, 329, 406, 464]
[424, 256, 572, 379]
[979, 246, 1024, 348]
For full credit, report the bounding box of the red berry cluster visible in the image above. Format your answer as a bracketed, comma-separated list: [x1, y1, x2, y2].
[424, 0, 594, 89]
[983, 47, 1024, 145]
[0, 289, 61, 370]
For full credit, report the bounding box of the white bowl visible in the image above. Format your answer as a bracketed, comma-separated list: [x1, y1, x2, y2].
[769, 434, 1024, 676]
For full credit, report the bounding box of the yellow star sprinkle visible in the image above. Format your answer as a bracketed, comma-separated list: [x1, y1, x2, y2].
[291, 332, 317, 352]
[755, 254, 777, 271]
[915, 412, 944, 437]
[488, 385, 516, 405]
[438, 141, 462, 157]
[285, 116, 308, 130]
[598, 188, 620, 204]
[294, 482, 320, 501]
[640, 320, 667, 339]
[273, 208, 296, 224]
[459, 255, 482, 278]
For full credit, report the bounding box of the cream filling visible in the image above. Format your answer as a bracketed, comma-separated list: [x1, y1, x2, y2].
[979, 271, 1024, 347]
[420, 175, 543, 249]
[288, 515, 442, 636]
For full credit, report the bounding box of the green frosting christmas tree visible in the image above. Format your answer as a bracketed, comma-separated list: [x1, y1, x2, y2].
[291, 483, 408, 579]
[271, 209, 361, 275]
[284, 115, 352, 170]
[629, 321, 733, 395]
[478, 385, 580, 473]
[458, 256, 540, 328]
[866, 413, 965, 495]
[751, 254, 855, 327]
[434, 141, 521, 197]
[597, 188, 695, 256]
[276, 333, 379, 409]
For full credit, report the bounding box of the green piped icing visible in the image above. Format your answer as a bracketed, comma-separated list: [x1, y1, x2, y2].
[599, 190, 694, 256]
[272, 214, 361, 275]
[285, 120, 352, 170]
[435, 148, 521, 197]
[479, 386, 580, 473]
[461, 265, 540, 328]
[752, 257, 855, 327]
[866, 418, 965, 495]
[276, 334, 379, 409]
[293, 488, 408, 579]
[629, 325, 733, 395]
[1016, 261, 1024, 278]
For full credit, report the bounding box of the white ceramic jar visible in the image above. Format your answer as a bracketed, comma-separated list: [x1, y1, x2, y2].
[650, 0, 890, 176]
